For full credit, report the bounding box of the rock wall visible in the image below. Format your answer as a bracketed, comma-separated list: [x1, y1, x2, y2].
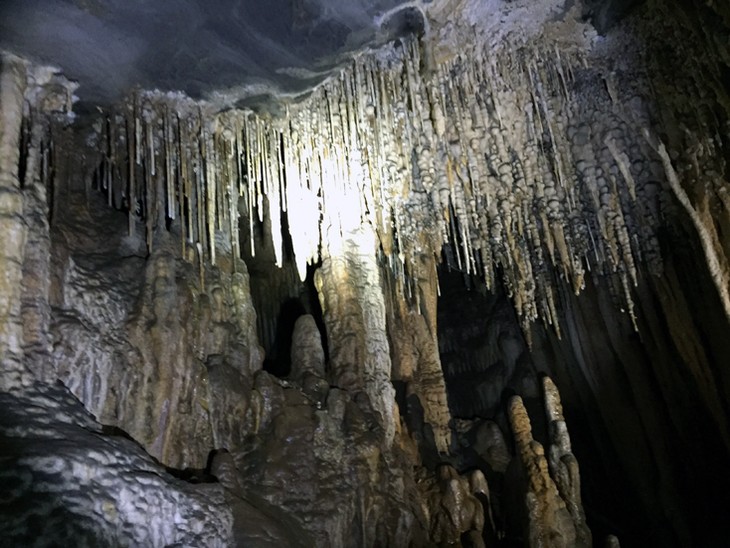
[387, 253, 452, 456]
[0, 53, 75, 387]
[315, 225, 397, 447]
[0, 381, 233, 546]
[0, 54, 29, 375]
[50, 185, 264, 468]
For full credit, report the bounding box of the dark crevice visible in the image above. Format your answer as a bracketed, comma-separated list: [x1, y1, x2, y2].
[436, 265, 532, 421]
[244, 205, 327, 379]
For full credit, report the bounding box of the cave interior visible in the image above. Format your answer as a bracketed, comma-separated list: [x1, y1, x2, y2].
[1, 0, 729, 546]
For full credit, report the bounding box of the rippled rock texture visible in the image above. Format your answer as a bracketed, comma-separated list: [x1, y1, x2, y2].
[0, 381, 233, 546]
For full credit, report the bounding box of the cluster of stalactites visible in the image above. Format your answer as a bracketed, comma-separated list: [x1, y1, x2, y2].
[92, 96, 241, 269]
[93, 37, 666, 335]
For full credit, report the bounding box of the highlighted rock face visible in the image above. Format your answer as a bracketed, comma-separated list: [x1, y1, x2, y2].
[0, 382, 233, 546]
[71, 31, 669, 340]
[507, 388, 585, 547]
[419, 464, 488, 546]
[290, 314, 326, 379]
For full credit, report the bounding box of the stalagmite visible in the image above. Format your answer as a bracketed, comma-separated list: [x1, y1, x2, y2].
[315, 225, 397, 446]
[543, 376, 592, 547]
[508, 395, 581, 547]
[290, 314, 325, 380]
[421, 464, 486, 545]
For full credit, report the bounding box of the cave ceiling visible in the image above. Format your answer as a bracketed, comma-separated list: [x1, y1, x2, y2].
[0, 0, 643, 112]
[0, 0, 421, 109]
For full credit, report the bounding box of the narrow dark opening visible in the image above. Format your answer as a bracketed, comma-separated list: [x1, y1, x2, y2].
[242, 204, 327, 379]
[392, 380, 408, 416]
[263, 297, 306, 377]
[436, 264, 532, 421]
[17, 115, 30, 189]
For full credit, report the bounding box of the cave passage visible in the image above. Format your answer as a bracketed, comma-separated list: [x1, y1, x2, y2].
[243, 208, 328, 378]
[437, 265, 535, 420]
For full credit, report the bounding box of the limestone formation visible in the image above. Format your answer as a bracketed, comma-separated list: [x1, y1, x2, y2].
[0, 54, 75, 387]
[52, 220, 265, 468]
[387, 253, 452, 454]
[474, 420, 512, 474]
[314, 225, 397, 446]
[508, 394, 579, 547]
[499, 377, 600, 547]
[0, 54, 28, 375]
[0, 0, 729, 546]
[543, 376, 591, 546]
[0, 381, 232, 546]
[420, 464, 487, 546]
[290, 314, 326, 379]
[62, 15, 694, 341]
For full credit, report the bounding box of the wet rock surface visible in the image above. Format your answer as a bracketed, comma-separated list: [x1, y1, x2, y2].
[0, 381, 233, 547]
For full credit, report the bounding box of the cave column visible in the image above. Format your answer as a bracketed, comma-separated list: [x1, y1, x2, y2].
[0, 54, 28, 386]
[315, 223, 396, 446]
[20, 115, 54, 381]
[388, 253, 452, 454]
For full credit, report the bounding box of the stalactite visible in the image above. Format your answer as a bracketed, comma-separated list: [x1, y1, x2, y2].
[127, 102, 136, 237]
[84, 31, 687, 337]
[648, 130, 730, 322]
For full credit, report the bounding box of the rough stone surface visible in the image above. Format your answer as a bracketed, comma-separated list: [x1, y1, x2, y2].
[387, 253, 452, 456]
[0, 53, 29, 377]
[419, 464, 486, 545]
[49, 189, 264, 468]
[0, 381, 233, 547]
[290, 314, 326, 379]
[210, 449, 314, 548]
[230, 369, 434, 547]
[0, 52, 75, 388]
[315, 225, 397, 447]
[507, 394, 578, 547]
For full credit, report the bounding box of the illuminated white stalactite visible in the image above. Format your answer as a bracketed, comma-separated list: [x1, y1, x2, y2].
[144, 110, 154, 252]
[94, 35, 678, 336]
[255, 119, 264, 223]
[204, 126, 216, 265]
[242, 115, 256, 258]
[268, 124, 284, 269]
[195, 115, 206, 261]
[227, 122, 241, 262]
[127, 102, 136, 237]
[316, 223, 397, 446]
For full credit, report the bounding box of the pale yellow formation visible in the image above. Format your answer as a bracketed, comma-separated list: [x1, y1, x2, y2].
[87, 31, 672, 340]
[0, 54, 28, 377]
